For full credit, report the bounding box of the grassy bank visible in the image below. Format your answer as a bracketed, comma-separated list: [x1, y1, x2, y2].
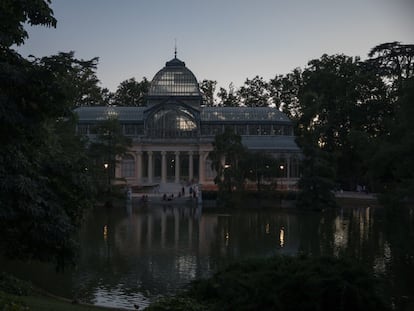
[0, 273, 118, 311]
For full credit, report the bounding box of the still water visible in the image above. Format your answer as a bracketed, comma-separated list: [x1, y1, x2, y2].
[4, 200, 414, 310]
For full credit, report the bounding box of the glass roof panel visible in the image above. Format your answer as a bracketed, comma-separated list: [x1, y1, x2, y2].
[200, 107, 291, 122]
[149, 58, 201, 96]
[74, 107, 145, 121]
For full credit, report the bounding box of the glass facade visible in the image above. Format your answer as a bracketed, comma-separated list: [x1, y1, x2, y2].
[146, 107, 198, 138]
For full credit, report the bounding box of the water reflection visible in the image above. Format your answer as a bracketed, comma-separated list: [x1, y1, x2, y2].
[1, 201, 413, 310]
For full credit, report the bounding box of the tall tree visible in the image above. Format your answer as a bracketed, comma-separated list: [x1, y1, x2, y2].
[39, 51, 106, 107]
[88, 117, 132, 193]
[113, 77, 149, 106]
[269, 68, 302, 119]
[217, 83, 239, 107]
[296, 54, 388, 191]
[238, 76, 270, 107]
[368, 41, 414, 94]
[200, 79, 217, 106]
[0, 0, 96, 265]
[369, 77, 414, 203]
[208, 127, 247, 196]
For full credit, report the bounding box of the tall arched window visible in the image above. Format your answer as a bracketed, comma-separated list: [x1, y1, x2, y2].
[121, 154, 135, 178]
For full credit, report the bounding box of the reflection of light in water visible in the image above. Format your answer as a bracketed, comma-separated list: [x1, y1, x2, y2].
[334, 216, 348, 256]
[93, 284, 151, 310]
[103, 225, 108, 241]
[279, 227, 284, 247]
[225, 232, 229, 247]
[176, 255, 197, 279]
[373, 241, 392, 274]
[265, 223, 270, 234]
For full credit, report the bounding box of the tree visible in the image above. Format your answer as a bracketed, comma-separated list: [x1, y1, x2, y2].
[0, 0, 56, 47]
[369, 77, 414, 203]
[200, 79, 217, 106]
[238, 76, 270, 107]
[296, 135, 337, 210]
[39, 51, 106, 107]
[368, 41, 414, 94]
[269, 68, 302, 119]
[296, 54, 388, 191]
[217, 83, 239, 107]
[0, 0, 96, 266]
[113, 77, 149, 106]
[208, 127, 247, 198]
[243, 152, 278, 192]
[88, 117, 132, 193]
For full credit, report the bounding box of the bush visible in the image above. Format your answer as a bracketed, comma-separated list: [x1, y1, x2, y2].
[148, 255, 390, 311]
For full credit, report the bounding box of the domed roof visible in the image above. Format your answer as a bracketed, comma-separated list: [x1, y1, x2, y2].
[148, 57, 201, 97]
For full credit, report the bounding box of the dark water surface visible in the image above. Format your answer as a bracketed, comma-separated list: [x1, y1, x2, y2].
[3, 200, 414, 310]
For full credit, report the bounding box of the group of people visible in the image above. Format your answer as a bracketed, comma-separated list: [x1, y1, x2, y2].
[161, 185, 199, 202]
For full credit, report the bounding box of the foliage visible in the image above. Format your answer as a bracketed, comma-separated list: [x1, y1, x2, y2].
[268, 68, 302, 117]
[368, 41, 414, 94]
[38, 51, 107, 107]
[296, 136, 337, 210]
[369, 77, 414, 202]
[208, 127, 247, 199]
[0, 1, 96, 266]
[148, 255, 391, 311]
[238, 76, 270, 107]
[296, 54, 389, 192]
[147, 296, 207, 311]
[242, 152, 278, 192]
[217, 83, 239, 107]
[199, 79, 217, 106]
[0, 292, 28, 311]
[0, 273, 32, 297]
[113, 77, 149, 106]
[87, 117, 132, 193]
[0, 0, 56, 47]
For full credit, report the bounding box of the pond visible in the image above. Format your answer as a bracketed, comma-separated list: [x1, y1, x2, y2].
[2, 199, 414, 310]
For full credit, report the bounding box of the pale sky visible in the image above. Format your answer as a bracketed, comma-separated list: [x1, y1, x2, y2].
[18, 0, 414, 92]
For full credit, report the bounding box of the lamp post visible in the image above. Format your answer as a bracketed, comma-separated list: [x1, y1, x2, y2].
[279, 164, 285, 190]
[104, 163, 110, 193]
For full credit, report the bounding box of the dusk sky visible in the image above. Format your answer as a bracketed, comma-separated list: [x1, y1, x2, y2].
[18, 0, 414, 92]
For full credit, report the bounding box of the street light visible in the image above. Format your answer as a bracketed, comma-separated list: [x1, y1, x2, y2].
[104, 163, 110, 192]
[279, 164, 285, 190]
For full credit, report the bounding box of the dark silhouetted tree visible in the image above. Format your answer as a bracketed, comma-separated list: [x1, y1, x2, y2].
[238, 76, 270, 107]
[113, 77, 149, 106]
[0, 0, 96, 266]
[200, 79, 217, 106]
[39, 51, 106, 107]
[208, 127, 247, 197]
[217, 83, 239, 107]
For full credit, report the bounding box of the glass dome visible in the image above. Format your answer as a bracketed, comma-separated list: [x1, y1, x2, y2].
[148, 57, 201, 96]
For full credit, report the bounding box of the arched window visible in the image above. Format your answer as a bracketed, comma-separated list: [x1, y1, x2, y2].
[147, 107, 198, 138]
[121, 154, 135, 178]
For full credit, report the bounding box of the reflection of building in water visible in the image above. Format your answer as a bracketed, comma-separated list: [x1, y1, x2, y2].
[74, 54, 301, 190]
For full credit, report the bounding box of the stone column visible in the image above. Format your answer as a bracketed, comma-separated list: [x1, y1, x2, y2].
[286, 156, 291, 190]
[136, 151, 142, 184]
[175, 151, 180, 183]
[147, 151, 153, 184]
[161, 151, 167, 183]
[188, 151, 194, 182]
[199, 151, 206, 184]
